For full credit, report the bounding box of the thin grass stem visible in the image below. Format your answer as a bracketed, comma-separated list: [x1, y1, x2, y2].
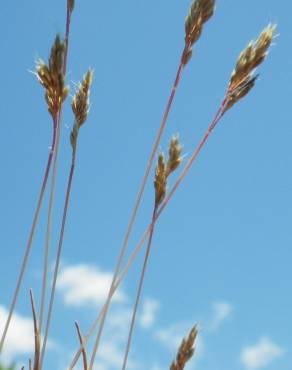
[29, 290, 40, 370]
[75, 322, 88, 370]
[0, 121, 57, 353]
[120, 207, 157, 370]
[39, 151, 76, 370]
[68, 94, 227, 370]
[38, 0, 73, 336]
[87, 43, 190, 366]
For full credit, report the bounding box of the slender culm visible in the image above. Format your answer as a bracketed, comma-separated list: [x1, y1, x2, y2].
[40, 70, 93, 370]
[0, 32, 68, 354]
[73, 24, 276, 370]
[121, 137, 183, 370]
[83, 4, 216, 368]
[75, 322, 88, 370]
[38, 0, 74, 340]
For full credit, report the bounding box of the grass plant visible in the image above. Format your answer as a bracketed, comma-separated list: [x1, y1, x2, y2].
[0, 1, 276, 370]
[70, 20, 275, 370]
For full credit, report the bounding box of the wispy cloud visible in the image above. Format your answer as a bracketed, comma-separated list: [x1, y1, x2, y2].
[209, 301, 233, 330]
[57, 264, 127, 307]
[92, 307, 139, 370]
[139, 298, 160, 329]
[156, 322, 188, 350]
[0, 305, 34, 362]
[65, 306, 137, 370]
[150, 364, 163, 370]
[0, 305, 55, 364]
[240, 337, 285, 369]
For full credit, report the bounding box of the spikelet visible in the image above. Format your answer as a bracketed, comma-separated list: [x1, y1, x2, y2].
[72, 69, 93, 127]
[36, 34, 69, 116]
[68, 0, 75, 13]
[224, 24, 276, 113]
[183, 0, 215, 65]
[154, 153, 167, 208]
[70, 69, 94, 152]
[154, 136, 183, 208]
[170, 326, 198, 370]
[166, 135, 183, 176]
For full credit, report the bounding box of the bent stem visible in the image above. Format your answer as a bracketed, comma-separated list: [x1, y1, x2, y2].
[29, 289, 41, 370]
[38, 0, 73, 336]
[0, 121, 57, 354]
[68, 227, 151, 369]
[75, 322, 88, 370]
[69, 94, 227, 370]
[88, 43, 190, 366]
[120, 207, 157, 370]
[39, 150, 76, 370]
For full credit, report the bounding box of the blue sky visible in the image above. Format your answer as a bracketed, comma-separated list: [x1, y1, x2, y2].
[0, 1, 291, 370]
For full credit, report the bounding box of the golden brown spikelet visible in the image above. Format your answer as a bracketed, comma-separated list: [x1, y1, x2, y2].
[170, 326, 198, 370]
[70, 69, 94, 152]
[68, 0, 75, 13]
[36, 34, 69, 116]
[154, 152, 167, 208]
[154, 136, 183, 207]
[225, 24, 276, 113]
[166, 135, 183, 176]
[224, 74, 258, 113]
[71, 69, 93, 127]
[183, 0, 215, 65]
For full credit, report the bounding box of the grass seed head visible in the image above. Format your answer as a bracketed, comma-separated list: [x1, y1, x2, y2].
[68, 0, 75, 13]
[224, 74, 258, 113]
[154, 136, 183, 208]
[170, 326, 198, 370]
[226, 24, 276, 112]
[70, 69, 94, 152]
[184, 0, 215, 65]
[154, 152, 167, 208]
[166, 135, 183, 176]
[36, 34, 68, 116]
[72, 69, 94, 128]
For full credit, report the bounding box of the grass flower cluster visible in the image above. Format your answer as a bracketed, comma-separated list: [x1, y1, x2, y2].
[0, 0, 276, 369]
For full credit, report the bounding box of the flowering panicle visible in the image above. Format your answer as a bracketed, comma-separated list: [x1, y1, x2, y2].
[36, 34, 69, 116]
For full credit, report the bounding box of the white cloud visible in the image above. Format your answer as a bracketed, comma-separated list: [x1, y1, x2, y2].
[93, 330, 138, 370]
[209, 301, 233, 330]
[98, 340, 127, 368]
[150, 364, 163, 370]
[139, 298, 160, 329]
[106, 307, 132, 342]
[156, 322, 187, 350]
[57, 264, 126, 307]
[240, 337, 285, 369]
[0, 305, 34, 362]
[0, 305, 55, 364]
[72, 308, 139, 370]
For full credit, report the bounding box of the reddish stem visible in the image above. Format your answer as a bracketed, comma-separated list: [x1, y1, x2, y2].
[0, 121, 57, 353]
[40, 152, 76, 369]
[121, 207, 157, 370]
[157, 95, 228, 219]
[88, 44, 190, 370]
[38, 0, 73, 341]
[68, 93, 228, 370]
[63, 4, 72, 75]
